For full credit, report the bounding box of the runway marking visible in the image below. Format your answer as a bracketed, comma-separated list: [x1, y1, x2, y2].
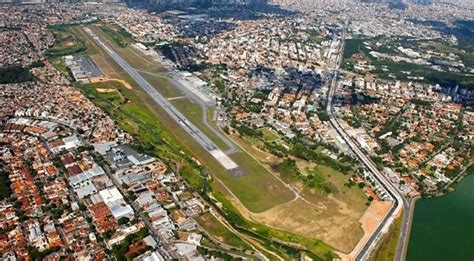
[167, 96, 185, 101]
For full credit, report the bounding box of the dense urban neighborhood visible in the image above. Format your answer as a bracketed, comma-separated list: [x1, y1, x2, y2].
[0, 1, 472, 261]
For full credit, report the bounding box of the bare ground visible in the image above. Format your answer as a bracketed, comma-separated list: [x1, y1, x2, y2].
[337, 200, 394, 260]
[251, 197, 365, 253]
[89, 77, 133, 90]
[95, 88, 115, 93]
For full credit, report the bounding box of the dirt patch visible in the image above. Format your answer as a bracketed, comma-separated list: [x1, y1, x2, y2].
[294, 157, 317, 175]
[223, 134, 368, 253]
[96, 88, 115, 93]
[90, 77, 133, 90]
[252, 197, 365, 253]
[338, 200, 394, 261]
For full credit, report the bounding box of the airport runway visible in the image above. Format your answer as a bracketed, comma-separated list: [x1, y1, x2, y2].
[84, 28, 242, 175]
[135, 69, 239, 154]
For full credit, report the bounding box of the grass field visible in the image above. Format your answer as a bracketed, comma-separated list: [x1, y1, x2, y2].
[98, 23, 133, 48]
[304, 165, 368, 212]
[369, 211, 403, 261]
[195, 213, 252, 250]
[226, 133, 368, 252]
[47, 25, 87, 57]
[260, 127, 280, 142]
[139, 72, 182, 98]
[210, 187, 336, 259]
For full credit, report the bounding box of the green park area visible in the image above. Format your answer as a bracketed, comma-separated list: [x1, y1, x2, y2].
[260, 127, 280, 142]
[342, 38, 474, 88]
[306, 29, 327, 44]
[0, 66, 35, 84]
[194, 212, 251, 250]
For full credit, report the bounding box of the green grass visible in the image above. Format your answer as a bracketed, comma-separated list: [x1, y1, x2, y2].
[210, 187, 336, 259]
[98, 24, 133, 48]
[227, 151, 294, 212]
[140, 72, 182, 98]
[195, 212, 252, 250]
[306, 165, 368, 210]
[78, 82, 123, 106]
[304, 166, 337, 193]
[50, 57, 70, 76]
[369, 212, 403, 261]
[260, 127, 280, 142]
[47, 25, 87, 57]
[306, 29, 326, 44]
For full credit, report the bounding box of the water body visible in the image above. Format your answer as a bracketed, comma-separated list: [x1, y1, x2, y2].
[407, 174, 474, 261]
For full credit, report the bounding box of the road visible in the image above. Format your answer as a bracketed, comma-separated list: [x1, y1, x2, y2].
[84, 27, 242, 175]
[324, 24, 412, 261]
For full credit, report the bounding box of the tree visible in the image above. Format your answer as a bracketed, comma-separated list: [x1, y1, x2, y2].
[117, 217, 130, 225]
[0, 66, 34, 83]
[399, 180, 406, 188]
[78, 203, 87, 211]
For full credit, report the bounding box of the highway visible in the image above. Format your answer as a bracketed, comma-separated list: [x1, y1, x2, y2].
[325, 24, 412, 261]
[84, 27, 241, 174]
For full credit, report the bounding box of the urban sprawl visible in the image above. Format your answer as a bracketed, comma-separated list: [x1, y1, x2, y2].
[0, 1, 473, 261]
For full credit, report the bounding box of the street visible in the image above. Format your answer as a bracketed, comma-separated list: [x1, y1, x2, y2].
[324, 24, 412, 261]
